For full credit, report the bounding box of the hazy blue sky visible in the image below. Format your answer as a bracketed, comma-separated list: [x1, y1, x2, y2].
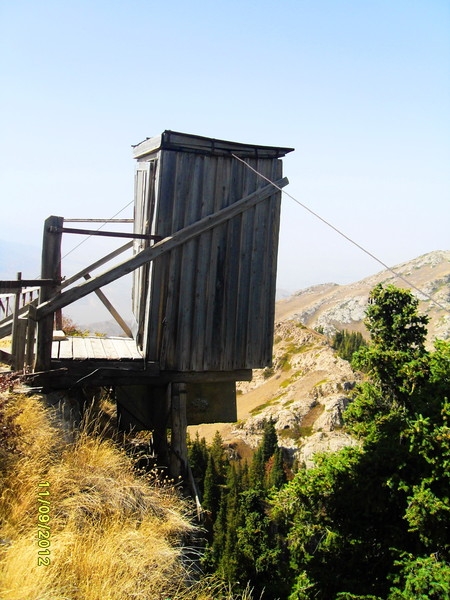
[1, 1, 449, 322]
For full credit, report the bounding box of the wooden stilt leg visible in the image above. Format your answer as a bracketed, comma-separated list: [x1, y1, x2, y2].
[170, 382, 187, 480]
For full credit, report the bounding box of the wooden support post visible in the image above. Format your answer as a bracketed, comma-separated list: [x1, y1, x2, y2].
[169, 382, 188, 480]
[11, 272, 22, 370]
[13, 319, 27, 372]
[152, 385, 171, 469]
[25, 304, 37, 371]
[115, 384, 171, 467]
[36, 216, 63, 372]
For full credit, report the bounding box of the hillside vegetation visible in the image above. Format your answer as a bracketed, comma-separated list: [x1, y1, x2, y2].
[190, 284, 450, 599]
[0, 388, 254, 600]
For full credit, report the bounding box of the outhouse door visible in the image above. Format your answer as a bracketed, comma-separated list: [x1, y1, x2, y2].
[132, 159, 159, 351]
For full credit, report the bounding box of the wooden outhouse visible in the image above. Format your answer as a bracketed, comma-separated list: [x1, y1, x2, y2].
[131, 131, 293, 376]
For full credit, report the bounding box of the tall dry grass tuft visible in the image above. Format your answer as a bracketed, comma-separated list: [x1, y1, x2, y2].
[0, 389, 258, 600]
[0, 390, 197, 600]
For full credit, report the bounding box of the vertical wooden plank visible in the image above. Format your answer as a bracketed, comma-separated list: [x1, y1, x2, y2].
[36, 216, 63, 372]
[160, 151, 201, 369]
[11, 272, 22, 370]
[234, 160, 256, 368]
[264, 158, 283, 364]
[51, 340, 60, 360]
[72, 337, 88, 360]
[160, 152, 190, 368]
[203, 155, 231, 370]
[13, 318, 27, 372]
[146, 150, 176, 362]
[242, 157, 283, 367]
[133, 159, 159, 351]
[246, 158, 270, 366]
[100, 337, 120, 360]
[58, 337, 73, 360]
[132, 163, 148, 341]
[25, 303, 37, 370]
[159, 152, 187, 369]
[176, 154, 204, 370]
[224, 159, 245, 369]
[191, 155, 217, 370]
[169, 382, 187, 479]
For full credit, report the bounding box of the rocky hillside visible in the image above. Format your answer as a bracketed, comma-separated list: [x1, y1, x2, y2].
[192, 321, 361, 468]
[276, 250, 450, 342]
[191, 250, 449, 466]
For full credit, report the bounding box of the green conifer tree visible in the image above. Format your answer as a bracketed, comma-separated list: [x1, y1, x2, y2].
[187, 432, 208, 495]
[202, 453, 220, 517]
[266, 446, 286, 489]
[261, 418, 279, 462]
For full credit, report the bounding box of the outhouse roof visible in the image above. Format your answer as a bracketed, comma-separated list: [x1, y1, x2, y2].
[132, 130, 294, 159]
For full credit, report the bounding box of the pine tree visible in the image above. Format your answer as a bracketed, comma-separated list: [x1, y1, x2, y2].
[249, 444, 265, 488]
[272, 286, 450, 599]
[266, 446, 286, 489]
[332, 329, 367, 362]
[187, 432, 208, 495]
[219, 465, 242, 580]
[261, 418, 278, 462]
[202, 453, 220, 517]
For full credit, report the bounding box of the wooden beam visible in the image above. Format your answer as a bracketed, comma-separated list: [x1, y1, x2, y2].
[0, 279, 54, 292]
[12, 318, 27, 372]
[27, 362, 160, 388]
[36, 178, 288, 319]
[25, 304, 37, 370]
[0, 298, 38, 339]
[169, 383, 188, 479]
[156, 369, 253, 383]
[10, 272, 22, 368]
[83, 273, 133, 338]
[64, 219, 134, 223]
[57, 227, 162, 241]
[35, 216, 63, 372]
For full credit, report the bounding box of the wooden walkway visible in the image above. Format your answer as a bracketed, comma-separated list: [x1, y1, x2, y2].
[51, 336, 143, 361]
[0, 334, 159, 388]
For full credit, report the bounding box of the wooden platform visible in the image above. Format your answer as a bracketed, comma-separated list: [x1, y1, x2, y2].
[51, 336, 143, 361]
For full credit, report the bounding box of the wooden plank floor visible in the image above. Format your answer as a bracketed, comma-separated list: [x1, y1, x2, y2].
[51, 336, 143, 361]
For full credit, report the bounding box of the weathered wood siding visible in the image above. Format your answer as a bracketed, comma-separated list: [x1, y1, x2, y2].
[132, 132, 293, 372]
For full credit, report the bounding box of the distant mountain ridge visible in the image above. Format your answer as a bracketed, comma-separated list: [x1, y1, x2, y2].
[276, 250, 450, 343]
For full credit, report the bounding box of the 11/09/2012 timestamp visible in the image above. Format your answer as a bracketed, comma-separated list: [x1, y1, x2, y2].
[37, 481, 51, 566]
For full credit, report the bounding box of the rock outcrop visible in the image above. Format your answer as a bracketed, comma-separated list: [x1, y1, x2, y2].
[232, 321, 361, 466]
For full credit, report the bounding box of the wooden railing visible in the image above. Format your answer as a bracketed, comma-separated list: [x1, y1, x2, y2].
[0, 275, 54, 372]
[0, 286, 40, 321]
[0, 216, 135, 374]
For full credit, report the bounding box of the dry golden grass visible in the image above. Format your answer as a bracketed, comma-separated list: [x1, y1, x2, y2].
[0, 391, 197, 600]
[0, 336, 11, 349]
[0, 389, 257, 600]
